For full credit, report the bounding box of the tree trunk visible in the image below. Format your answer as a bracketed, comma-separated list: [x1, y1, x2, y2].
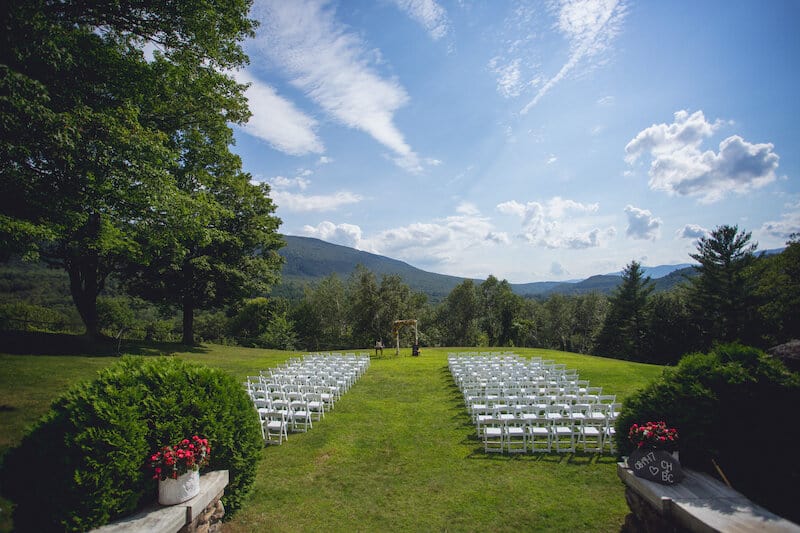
[181, 260, 195, 345]
[66, 253, 102, 339]
[63, 214, 109, 339]
[182, 293, 195, 345]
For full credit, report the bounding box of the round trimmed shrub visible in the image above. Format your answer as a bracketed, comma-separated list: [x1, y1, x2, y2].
[0, 356, 262, 531]
[615, 343, 800, 522]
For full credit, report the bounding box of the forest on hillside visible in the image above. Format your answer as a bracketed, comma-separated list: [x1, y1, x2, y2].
[2, 227, 798, 365]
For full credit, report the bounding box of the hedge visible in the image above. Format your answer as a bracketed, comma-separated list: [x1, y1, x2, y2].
[615, 343, 800, 523]
[0, 356, 262, 531]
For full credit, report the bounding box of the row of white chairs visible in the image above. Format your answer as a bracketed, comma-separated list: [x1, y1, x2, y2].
[246, 353, 370, 444]
[449, 352, 618, 454]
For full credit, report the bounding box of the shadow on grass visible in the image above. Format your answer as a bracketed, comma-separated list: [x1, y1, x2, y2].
[0, 330, 209, 357]
[464, 446, 618, 465]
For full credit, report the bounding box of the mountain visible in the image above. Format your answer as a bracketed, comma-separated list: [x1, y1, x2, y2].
[275, 236, 704, 300]
[278, 236, 467, 301]
[606, 264, 694, 279]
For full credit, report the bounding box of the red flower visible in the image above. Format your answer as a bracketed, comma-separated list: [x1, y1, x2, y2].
[149, 435, 212, 481]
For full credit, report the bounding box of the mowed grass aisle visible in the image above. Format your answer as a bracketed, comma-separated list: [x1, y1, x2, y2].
[226, 348, 656, 532]
[0, 344, 662, 532]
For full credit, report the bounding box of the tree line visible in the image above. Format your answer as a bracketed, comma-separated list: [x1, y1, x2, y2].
[3, 220, 798, 363]
[271, 226, 796, 363]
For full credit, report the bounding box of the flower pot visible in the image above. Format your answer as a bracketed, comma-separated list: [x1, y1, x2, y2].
[158, 470, 200, 505]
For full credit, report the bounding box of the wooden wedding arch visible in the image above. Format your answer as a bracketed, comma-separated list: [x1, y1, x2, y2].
[392, 319, 418, 356]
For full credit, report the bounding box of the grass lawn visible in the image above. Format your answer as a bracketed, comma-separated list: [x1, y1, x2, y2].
[0, 343, 664, 532]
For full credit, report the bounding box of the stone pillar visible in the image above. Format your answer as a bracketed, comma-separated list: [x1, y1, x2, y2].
[179, 490, 225, 533]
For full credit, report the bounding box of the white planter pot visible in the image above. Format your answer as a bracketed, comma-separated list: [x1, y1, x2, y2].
[158, 470, 200, 505]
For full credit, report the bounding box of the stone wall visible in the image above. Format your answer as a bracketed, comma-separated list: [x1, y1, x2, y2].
[93, 470, 229, 533]
[618, 463, 800, 533]
[178, 489, 225, 533]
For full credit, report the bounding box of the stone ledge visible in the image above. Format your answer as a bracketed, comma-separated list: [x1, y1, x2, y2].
[618, 462, 800, 533]
[93, 470, 229, 533]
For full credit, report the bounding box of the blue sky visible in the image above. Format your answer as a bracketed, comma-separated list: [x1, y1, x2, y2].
[231, 0, 800, 283]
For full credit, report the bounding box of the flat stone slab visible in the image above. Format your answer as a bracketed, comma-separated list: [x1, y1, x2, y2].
[618, 462, 800, 533]
[92, 470, 229, 533]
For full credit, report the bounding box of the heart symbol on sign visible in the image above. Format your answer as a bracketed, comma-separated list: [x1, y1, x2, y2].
[649, 466, 659, 476]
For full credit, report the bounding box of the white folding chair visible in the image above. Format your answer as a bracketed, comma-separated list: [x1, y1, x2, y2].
[580, 417, 605, 453]
[552, 419, 576, 453]
[264, 410, 288, 445]
[526, 414, 552, 453]
[483, 417, 504, 454]
[504, 416, 527, 454]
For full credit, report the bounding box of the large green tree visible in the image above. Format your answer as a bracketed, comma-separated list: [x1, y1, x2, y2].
[688, 225, 758, 345]
[642, 290, 700, 363]
[595, 260, 654, 360]
[1, 0, 257, 337]
[540, 293, 575, 352]
[436, 279, 480, 346]
[571, 292, 607, 354]
[478, 275, 521, 346]
[305, 274, 351, 349]
[346, 266, 381, 347]
[754, 234, 800, 344]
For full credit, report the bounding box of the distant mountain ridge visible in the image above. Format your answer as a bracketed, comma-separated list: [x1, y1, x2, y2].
[276, 236, 706, 300]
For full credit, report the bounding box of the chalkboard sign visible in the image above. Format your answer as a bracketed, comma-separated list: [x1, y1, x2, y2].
[629, 448, 684, 485]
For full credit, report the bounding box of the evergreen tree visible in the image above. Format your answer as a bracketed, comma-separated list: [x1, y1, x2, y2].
[595, 261, 654, 359]
[688, 225, 758, 345]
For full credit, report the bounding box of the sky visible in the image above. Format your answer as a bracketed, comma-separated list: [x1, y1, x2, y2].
[230, 0, 800, 283]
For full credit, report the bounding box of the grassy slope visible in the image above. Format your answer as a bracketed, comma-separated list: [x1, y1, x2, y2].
[0, 344, 663, 533]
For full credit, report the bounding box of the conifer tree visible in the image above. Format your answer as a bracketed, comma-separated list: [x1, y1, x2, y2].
[688, 225, 758, 345]
[595, 260, 654, 359]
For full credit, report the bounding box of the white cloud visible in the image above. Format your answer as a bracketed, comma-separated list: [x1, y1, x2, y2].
[625, 110, 722, 165]
[269, 176, 310, 190]
[522, 0, 627, 113]
[456, 202, 480, 216]
[367, 211, 508, 269]
[317, 156, 333, 165]
[298, 205, 510, 272]
[272, 190, 363, 212]
[497, 197, 609, 249]
[233, 70, 324, 156]
[250, 0, 427, 173]
[677, 224, 709, 239]
[302, 221, 363, 248]
[550, 261, 567, 277]
[626, 110, 780, 203]
[489, 57, 525, 98]
[391, 0, 450, 40]
[486, 231, 511, 245]
[597, 95, 614, 106]
[760, 211, 800, 240]
[546, 154, 558, 165]
[624, 205, 661, 240]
